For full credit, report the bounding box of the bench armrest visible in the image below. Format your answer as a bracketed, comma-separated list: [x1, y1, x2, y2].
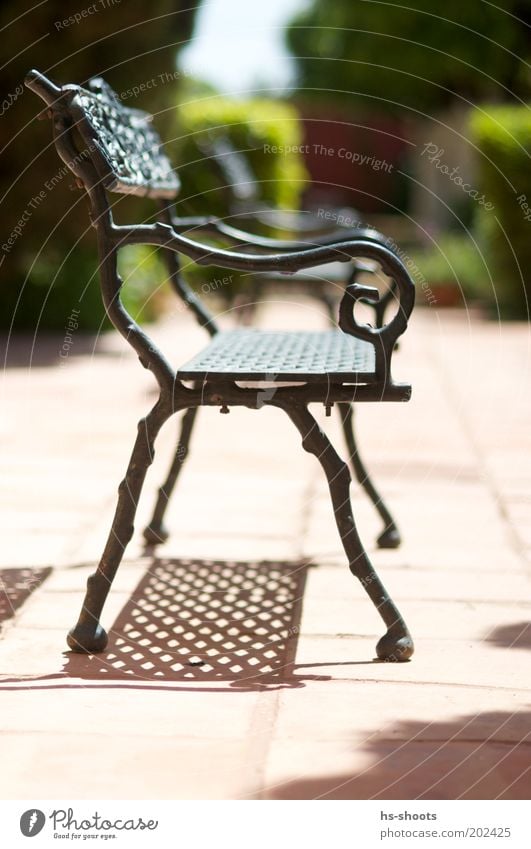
[171, 215, 398, 327]
[223, 206, 361, 237]
[171, 214, 392, 254]
[113, 222, 415, 381]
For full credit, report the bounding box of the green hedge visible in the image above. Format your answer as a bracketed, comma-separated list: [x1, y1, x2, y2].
[414, 234, 491, 303]
[0, 0, 198, 331]
[174, 94, 309, 216]
[4, 246, 167, 333]
[171, 94, 309, 302]
[470, 106, 531, 318]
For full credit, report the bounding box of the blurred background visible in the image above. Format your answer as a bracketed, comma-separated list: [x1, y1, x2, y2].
[2, 0, 531, 330]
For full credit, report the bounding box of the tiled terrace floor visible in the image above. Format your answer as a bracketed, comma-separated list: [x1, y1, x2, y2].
[0, 299, 529, 799]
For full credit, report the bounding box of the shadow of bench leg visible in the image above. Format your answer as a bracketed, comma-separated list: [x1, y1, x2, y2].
[338, 403, 401, 549]
[284, 404, 413, 662]
[67, 401, 172, 653]
[143, 406, 198, 545]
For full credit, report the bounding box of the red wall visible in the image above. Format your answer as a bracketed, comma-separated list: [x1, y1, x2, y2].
[297, 106, 411, 214]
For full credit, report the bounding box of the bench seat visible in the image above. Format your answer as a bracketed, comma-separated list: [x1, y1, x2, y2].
[177, 328, 375, 383]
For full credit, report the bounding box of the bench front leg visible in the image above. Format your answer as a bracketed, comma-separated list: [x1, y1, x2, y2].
[67, 399, 172, 653]
[282, 403, 413, 662]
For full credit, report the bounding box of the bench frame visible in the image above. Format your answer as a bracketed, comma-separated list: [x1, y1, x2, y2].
[26, 69, 416, 662]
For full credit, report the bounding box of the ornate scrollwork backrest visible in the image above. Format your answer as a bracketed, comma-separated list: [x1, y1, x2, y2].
[71, 77, 180, 198]
[25, 70, 179, 199]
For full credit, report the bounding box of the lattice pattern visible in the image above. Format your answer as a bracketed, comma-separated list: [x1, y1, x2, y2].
[177, 329, 376, 382]
[64, 559, 308, 684]
[0, 568, 51, 631]
[68, 77, 179, 198]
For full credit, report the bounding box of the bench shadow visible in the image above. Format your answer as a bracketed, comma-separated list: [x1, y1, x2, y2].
[60, 557, 328, 691]
[0, 567, 52, 633]
[485, 622, 531, 651]
[0, 332, 109, 369]
[265, 709, 531, 800]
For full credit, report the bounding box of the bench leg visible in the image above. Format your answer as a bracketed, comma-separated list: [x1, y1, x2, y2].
[284, 405, 413, 661]
[143, 407, 198, 545]
[67, 402, 171, 653]
[338, 403, 401, 549]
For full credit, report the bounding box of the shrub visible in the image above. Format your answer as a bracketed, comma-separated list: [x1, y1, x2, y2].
[118, 246, 170, 325]
[173, 93, 309, 215]
[470, 106, 531, 318]
[414, 234, 492, 304]
[0, 0, 198, 330]
[169, 92, 309, 302]
[6, 246, 167, 332]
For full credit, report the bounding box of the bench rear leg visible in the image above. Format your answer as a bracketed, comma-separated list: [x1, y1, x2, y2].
[143, 406, 198, 545]
[67, 403, 170, 653]
[338, 403, 401, 549]
[285, 405, 413, 661]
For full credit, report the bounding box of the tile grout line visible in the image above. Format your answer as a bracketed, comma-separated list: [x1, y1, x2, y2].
[241, 687, 283, 799]
[420, 312, 530, 570]
[241, 464, 318, 799]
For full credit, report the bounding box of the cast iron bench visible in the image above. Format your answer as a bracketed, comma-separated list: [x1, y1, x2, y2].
[26, 69, 416, 662]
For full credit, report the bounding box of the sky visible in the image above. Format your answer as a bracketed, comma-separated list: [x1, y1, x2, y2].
[179, 0, 310, 96]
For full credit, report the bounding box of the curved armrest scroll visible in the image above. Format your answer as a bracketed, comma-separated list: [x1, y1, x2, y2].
[171, 214, 394, 255]
[339, 259, 414, 381]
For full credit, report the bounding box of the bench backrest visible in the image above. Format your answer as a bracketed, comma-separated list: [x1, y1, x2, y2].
[25, 69, 179, 199]
[26, 69, 217, 391]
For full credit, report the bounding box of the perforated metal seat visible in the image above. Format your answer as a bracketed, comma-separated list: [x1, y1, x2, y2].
[177, 328, 376, 382]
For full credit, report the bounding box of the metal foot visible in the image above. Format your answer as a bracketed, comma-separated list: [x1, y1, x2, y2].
[338, 403, 402, 549]
[376, 627, 414, 662]
[284, 404, 413, 662]
[143, 522, 169, 545]
[67, 623, 108, 654]
[68, 401, 171, 653]
[143, 407, 198, 546]
[377, 525, 401, 549]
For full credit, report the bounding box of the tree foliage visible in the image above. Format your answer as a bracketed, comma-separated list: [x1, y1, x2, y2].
[0, 1, 198, 329]
[286, 0, 531, 114]
[470, 104, 531, 317]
